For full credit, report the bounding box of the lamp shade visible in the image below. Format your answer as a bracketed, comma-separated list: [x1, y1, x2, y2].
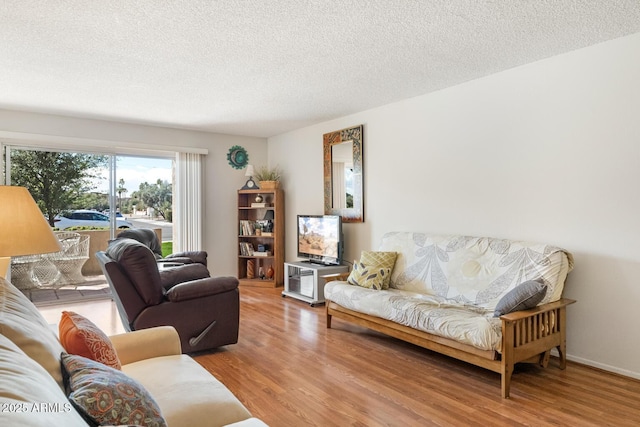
[0, 186, 62, 257]
[245, 164, 255, 177]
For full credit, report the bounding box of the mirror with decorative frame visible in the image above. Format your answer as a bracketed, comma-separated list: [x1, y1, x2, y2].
[323, 125, 363, 222]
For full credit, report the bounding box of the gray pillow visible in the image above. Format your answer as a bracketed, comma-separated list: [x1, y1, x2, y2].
[493, 280, 547, 317]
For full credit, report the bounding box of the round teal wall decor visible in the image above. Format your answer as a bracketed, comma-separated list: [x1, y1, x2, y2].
[227, 146, 248, 169]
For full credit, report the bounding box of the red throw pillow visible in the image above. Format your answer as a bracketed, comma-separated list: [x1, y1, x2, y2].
[58, 311, 121, 370]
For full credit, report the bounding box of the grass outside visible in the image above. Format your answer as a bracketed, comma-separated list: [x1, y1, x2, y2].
[162, 241, 173, 257]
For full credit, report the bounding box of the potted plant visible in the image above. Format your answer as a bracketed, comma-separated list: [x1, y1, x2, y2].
[254, 165, 282, 189]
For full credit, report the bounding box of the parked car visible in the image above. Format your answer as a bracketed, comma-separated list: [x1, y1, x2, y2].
[103, 210, 124, 218]
[54, 210, 133, 230]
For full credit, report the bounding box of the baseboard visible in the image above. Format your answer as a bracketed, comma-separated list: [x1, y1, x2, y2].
[546, 348, 640, 380]
[566, 353, 640, 380]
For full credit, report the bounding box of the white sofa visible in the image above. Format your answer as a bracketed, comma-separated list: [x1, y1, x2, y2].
[0, 277, 266, 426]
[325, 232, 575, 398]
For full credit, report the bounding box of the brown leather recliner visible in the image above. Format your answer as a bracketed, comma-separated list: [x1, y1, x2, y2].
[116, 228, 208, 266]
[96, 238, 239, 353]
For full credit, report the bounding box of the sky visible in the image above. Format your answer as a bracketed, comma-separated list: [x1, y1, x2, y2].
[93, 156, 173, 194]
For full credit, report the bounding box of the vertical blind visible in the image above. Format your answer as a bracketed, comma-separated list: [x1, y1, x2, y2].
[174, 152, 204, 252]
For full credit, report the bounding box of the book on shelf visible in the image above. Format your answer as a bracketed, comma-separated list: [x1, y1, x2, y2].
[250, 202, 270, 208]
[239, 242, 254, 256]
[239, 220, 255, 236]
[261, 232, 273, 237]
[253, 251, 272, 257]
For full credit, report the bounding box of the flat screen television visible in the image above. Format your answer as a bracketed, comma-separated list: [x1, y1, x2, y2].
[297, 214, 343, 266]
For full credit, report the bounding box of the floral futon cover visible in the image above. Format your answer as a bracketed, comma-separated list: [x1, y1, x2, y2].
[325, 232, 574, 352]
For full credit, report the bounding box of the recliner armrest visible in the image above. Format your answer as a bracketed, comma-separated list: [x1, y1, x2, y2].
[165, 276, 239, 302]
[109, 326, 181, 365]
[166, 251, 207, 266]
[157, 257, 192, 264]
[159, 263, 210, 290]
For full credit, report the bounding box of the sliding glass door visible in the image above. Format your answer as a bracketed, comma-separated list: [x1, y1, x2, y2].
[2, 144, 174, 289]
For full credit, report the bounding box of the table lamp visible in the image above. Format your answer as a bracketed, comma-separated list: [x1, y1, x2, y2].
[0, 186, 62, 279]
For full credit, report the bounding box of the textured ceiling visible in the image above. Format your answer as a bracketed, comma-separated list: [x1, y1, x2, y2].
[1, 1, 640, 138]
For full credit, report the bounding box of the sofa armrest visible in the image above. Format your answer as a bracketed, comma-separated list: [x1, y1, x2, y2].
[498, 298, 576, 369]
[499, 298, 576, 321]
[109, 326, 181, 365]
[322, 272, 350, 283]
[165, 276, 239, 302]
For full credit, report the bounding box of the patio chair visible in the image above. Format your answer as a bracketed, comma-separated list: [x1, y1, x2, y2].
[48, 232, 90, 286]
[10, 231, 89, 289]
[10, 254, 58, 290]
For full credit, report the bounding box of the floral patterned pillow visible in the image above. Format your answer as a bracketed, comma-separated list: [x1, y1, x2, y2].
[347, 261, 392, 290]
[59, 311, 121, 370]
[347, 251, 397, 289]
[61, 353, 166, 427]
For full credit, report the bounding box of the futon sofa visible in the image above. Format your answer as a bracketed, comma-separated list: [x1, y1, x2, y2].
[324, 232, 575, 398]
[0, 277, 266, 426]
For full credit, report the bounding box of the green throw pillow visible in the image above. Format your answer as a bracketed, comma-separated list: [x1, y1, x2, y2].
[359, 251, 397, 289]
[347, 261, 392, 290]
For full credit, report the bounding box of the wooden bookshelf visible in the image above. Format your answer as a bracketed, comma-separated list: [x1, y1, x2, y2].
[237, 189, 284, 287]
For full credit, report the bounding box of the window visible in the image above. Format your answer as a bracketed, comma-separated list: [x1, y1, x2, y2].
[1, 137, 205, 250]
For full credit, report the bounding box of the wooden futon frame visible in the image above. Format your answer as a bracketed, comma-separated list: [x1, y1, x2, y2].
[326, 291, 576, 398]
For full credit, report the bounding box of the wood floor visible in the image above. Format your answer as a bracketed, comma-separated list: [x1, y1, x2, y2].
[39, 287, 640, 426]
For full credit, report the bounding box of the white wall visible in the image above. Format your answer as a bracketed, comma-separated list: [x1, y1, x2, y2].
[268, 32, 640, 378]
[0, 110, 268, 276]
